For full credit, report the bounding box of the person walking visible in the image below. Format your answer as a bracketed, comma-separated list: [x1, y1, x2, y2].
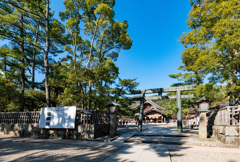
[191, 119, 195, 130]
[119, 119, 122, 127]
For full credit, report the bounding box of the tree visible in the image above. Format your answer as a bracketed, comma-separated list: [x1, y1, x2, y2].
[59, 0, 86, 72]
[55, 0, 132, 110]
[175, 0, 240, 104]
[59, 0, 89, 109]
[111, 78, 139, 102]
[156, 99, 177, 117]
[0, 1, 34, 111]
[0, 0, 65, 111]
[0, 0, 132, 112]
[111, 78, 139, 116]
[43, 0, 50, 107]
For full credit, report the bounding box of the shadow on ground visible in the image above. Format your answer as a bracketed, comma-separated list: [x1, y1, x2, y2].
[113, 124, 240, 162]
[0, 139, 121, 162]
[104, 124, 193, 161]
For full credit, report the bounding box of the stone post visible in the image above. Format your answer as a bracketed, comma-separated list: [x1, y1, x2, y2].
[199, 111, 208, 138]
[177, 89, 182, 132]
[239, 108, 240, 148]
[138, 91, 145, 131]
[197, 96, 212, 138]
[106, 101, 121, 137]
[236, 106, 240, 148]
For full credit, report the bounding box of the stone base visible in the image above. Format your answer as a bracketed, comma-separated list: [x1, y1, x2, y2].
[0, 123, 109, 139]
[211, 125, 239, 145]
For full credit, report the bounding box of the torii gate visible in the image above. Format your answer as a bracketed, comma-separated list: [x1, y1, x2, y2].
[130, 85, 195, 132]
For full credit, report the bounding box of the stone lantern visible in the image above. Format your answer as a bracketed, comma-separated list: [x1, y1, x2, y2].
[197, 96, 212, 138]
[106, 101, 121, 137]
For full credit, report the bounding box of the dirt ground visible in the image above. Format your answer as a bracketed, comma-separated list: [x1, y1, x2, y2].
[169, 145, 240, 162]
[0, 140, 121, 162]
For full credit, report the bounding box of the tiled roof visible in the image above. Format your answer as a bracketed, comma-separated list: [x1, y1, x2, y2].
[144, 106, 164, 114]
[105, 101, 121, 107]
[130, 101, 140, 109]
[188, 108, 199, 114]
[133, 100, 166, 114]
[171, 114, 188, 120]
[147, 100, 166, 111]
[197, 96, 212, 103]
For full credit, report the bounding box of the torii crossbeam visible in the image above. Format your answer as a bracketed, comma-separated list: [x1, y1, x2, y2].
[130, 85, 195, 132]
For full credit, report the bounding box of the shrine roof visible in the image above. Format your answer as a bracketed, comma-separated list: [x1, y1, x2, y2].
[144, 106, 164, 114]
[147, 100, 166, 111]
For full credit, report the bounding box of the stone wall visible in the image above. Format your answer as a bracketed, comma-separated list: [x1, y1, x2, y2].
[0, 110, 110, 139]
[0, 123, 109, 139]
[211, 125, 239, 145]
[0, 124, 41, 138]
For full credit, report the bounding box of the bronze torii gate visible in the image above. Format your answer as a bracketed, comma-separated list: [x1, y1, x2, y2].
[130, 85, 195, 132]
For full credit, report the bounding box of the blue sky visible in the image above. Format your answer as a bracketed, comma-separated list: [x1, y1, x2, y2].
[111, 1, 192, 89]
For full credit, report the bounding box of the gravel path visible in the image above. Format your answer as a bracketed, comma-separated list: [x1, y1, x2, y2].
[169, 145, 240, 162]
[0, 140, 121, 162]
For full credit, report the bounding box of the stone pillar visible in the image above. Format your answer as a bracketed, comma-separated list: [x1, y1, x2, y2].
[236, 107, 240, 148]
[106, 101, 120, 137]
[138, 90, 146, 131]
[177, 89, 182, 132]
[239, 109, 240, 148]
[199, 110, 207, 138]
[197, 96, 212, 138]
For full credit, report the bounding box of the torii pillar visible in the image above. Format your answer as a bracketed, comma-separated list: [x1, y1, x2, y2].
[176, 89, 182, 132]
[138, 90, 146, 131]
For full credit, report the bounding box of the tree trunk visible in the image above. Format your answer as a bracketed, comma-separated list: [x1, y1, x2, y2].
[77, 82, 85, 109]
[73, 33, 77, 72]
[88, 80, 92, 109]
[32, 21, 39, 90]
[86, 15, 101, 69]
[19, 13, 25, 112]
[44, 0, 50, 107]
[3, 53, 6, 72]
[231, 71, 239, 105]
[31, 21, 40, 111]
[85, 15, 101, 110]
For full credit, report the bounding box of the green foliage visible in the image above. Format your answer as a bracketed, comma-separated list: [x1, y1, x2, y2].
[170, 0, 240, 105]
[0, 0, 134, 112]
[0, 74, 46, 111]
[0, 74, 18, 112]
[24, 90, 46, 111]
[182, 109, 189, 115]
[156, 99, 177, 117]
[53, 0, 133, 110]
[110, 78, 139, 116]
[0, 0, 67, 111]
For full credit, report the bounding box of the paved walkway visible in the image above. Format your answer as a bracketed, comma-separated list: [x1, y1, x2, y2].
[1, 124, 239, 162]
[116, 124, 237, 147]
[104, 123, 239, 162]
[103, 143, 170, 162]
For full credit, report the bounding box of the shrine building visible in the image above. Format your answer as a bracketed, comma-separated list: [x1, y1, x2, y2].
[133, 100, 167, 123]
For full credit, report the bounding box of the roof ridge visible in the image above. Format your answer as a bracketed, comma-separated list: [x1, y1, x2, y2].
[144, 106, 163, 114]
[148, 100, 165, 110]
